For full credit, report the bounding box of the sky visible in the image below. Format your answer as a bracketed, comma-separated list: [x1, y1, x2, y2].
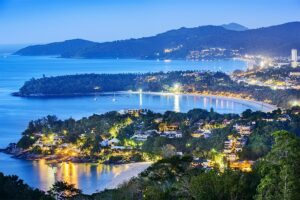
[0, 0, 299, 45]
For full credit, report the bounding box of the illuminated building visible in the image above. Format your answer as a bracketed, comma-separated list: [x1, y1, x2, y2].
[291, 49, 298, 68]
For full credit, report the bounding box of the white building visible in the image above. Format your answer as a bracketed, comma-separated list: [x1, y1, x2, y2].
[291, 49, 298, 68]
[292, 49, 298, 62]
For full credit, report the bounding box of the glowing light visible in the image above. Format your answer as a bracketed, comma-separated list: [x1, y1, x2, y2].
[172, 83, 181, 93]
[174, 94, 180, 112]
[289, 100, 300, 107]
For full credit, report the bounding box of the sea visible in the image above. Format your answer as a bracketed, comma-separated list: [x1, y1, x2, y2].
[0, 49, 262, 193]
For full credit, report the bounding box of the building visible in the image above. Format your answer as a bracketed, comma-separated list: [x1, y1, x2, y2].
[100, 138, 120, 147]
[161, 131, 182, 138]
[226, 153, 238, 162]
[234, 124, 252, 136]
[131, 134, 149, 141]
[290, 72, 300, 77]
[125, 109, 146, 117]
[131, 130, 157, 141]
[159, 122, 179, 132]
[292, 49, 298, 62]
[230, 160, 254, 172]
[291, 49, 298, 68]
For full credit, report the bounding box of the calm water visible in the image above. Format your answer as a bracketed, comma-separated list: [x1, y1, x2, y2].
[0, 54, 256, 193]
[0, 152, 151, 194]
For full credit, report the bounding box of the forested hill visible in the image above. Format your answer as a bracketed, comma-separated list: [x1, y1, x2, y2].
[15, 22, 300, 59]
[14, 71, 234, 96]
[13, 71, 300, 108]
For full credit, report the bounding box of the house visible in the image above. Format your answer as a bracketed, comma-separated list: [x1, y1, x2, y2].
[144, 129, 159, 135]
[154, 118, 163, 123]
[131, 134, 149, 141]
[222, 119, 232, 125]
[262, 118, 274, 122]
[159, 122, 180, 132]
[234, 124, 252, 136]
[125, 109, 146, 117]
[100, 138, 120, 147]
[277, 114, 291, 122]
[203, 129, 212, 138]
[226, 153, 238, 161]
[191, 130, 204, 138]
[191, 158, 213, 169]
[131, 129, 157, 141]
[111, 146, 126, 150]
[230, 160, 254, 172]
[108, 138, 120, 146]
[161, 131, 182, 138]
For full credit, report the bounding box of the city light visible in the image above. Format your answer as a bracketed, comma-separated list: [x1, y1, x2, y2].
[289, 100, 300, 107]
[173, 83, 181, 93]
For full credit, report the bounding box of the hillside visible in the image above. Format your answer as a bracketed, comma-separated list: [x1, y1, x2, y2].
[13, 71, 300, 108]
[15, 22, 300, 59]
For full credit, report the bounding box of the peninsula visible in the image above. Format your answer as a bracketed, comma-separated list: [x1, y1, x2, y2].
[13, 71, 299, 108]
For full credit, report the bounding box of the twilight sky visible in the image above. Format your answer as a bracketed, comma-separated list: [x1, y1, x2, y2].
[0, 0, 299, 45]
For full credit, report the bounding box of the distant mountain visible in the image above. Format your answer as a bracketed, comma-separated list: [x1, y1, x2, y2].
[221, 23, 248, 31]
[16, 39, 97, 57]
[15, 22, 300, 59]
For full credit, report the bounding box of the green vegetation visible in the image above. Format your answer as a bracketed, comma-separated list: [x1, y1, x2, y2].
[13, 107, 300, 163]
[0, 172, 52, 200]
[15, 71, 300, 108]
[14, 108, 240, 162]
[93, 130, 300, 200]
[1, 107, 300, 199]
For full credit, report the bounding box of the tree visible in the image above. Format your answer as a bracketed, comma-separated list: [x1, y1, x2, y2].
[255, 131, 300, 200]
[161, 144, 176, 158]
[0, 173, 52, 200]
[189, 170, 259, 200]
[48, 181, 81, 200]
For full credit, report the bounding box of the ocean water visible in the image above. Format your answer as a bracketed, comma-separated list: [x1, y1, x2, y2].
[0, 54, 255, 193]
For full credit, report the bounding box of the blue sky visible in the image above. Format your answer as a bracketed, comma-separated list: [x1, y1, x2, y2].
[0, 0, 299, 44]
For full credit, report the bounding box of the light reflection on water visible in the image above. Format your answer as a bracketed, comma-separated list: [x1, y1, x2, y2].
[0, 55, 262, 193]
[0, 152, 151, 194]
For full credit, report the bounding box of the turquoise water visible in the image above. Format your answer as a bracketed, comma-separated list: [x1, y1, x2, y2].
[0, 54, 254, 193]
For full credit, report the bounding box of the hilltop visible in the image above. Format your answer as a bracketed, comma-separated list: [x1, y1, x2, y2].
[15, 22, 300, 59]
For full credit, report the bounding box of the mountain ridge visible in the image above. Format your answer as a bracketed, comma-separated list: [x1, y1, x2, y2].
[221, 23, 248, 31]
[15, 22, 300, 59]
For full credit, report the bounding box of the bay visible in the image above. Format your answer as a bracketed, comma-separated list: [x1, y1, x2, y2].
[0, 54, 258, 193]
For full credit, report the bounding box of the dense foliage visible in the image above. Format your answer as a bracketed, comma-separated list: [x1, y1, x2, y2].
[94, 130, 300, 200]
[15, 71, 299, 108]
[0, 172, 52, 200]
[2, 108, 300, 199]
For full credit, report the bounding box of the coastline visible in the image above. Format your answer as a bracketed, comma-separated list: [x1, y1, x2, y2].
[1, 146, 150, 165]
[12, 90, 277, 112]
[0, 150, 153, 194]
[126, 91, 278, 112]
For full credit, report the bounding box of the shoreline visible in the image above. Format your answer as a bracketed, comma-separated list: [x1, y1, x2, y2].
[12, 90, 277, 112]
[0, 147, 150, 165]
[0, 150, 153, 194]
[126, 91, 277, 112]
